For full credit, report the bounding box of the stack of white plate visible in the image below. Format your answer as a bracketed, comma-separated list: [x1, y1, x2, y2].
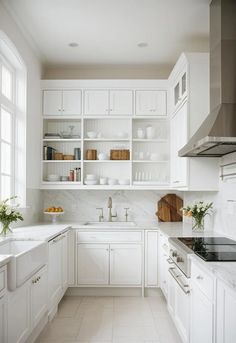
[47, 174, 60, 182]
[84, 174, 98, 185]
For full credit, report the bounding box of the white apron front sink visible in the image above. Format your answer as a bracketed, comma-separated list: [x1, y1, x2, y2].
[0, 240, 47, 291]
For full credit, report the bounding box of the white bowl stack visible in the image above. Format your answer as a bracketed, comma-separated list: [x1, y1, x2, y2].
[84, 174, 98, 185]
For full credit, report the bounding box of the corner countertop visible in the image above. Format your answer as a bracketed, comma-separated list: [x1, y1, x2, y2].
[0, 254, 11, 268]
[157, 222, 222, 238]
[190, 254, 236, 291]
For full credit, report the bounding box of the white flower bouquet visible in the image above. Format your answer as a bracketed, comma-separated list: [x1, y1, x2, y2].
[0, 196, 23, 235]
[181, 201, 213, 231]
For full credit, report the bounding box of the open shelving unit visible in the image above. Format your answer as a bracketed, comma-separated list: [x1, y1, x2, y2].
[41, 85, 170, 190]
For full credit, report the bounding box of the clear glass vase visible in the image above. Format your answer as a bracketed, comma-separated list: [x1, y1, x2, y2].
[0, 222, 12, 236]
[192, 216, 204, 231]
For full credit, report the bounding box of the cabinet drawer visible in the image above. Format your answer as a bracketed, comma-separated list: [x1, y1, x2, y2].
[0, 266, 6, 294]
[191, 261, 214, 300]
[159, 232, 169, 252]
[77, 231, 142, 243]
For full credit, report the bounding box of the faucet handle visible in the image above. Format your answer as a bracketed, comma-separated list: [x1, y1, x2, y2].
[124, 208, 130, 221]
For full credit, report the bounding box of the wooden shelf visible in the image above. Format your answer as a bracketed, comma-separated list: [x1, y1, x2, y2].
[43, 138, 81, 142]
[42, 160, 81, 163]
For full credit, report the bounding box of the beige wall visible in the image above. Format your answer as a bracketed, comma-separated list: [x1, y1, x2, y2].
[43, 64, 172, 80]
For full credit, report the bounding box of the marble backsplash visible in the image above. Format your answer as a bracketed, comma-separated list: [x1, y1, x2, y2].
[41, 190, 179, 223]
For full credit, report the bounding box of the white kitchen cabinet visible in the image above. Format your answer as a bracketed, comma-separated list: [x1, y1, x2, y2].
[170, 100, 188, 188]
[84, 90, 109, 115]
[62, 90, 82, 115]
[31, 266, 47, 329]
[43, 90, 81, 116]
[84, 89, 133, 116]
[145, 231, 158, 287]
[216, 280, 236, 343]
[173, 69, 187, 111]
[0, 295, 7, 343]
[8, 281, 31, 343]
[109, 90, 133, 115]
[190, 283, 214, 343]
[135, 90, 167, 116]
[167, 268, 175, 317]
[175, 278, 190, 343]
[77, 244, 109, 285]
[110, 244, 142, 285]
[62, 231, 69, 290]
[48, 236, 63, 308]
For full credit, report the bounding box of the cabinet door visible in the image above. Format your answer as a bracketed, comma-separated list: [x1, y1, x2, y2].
[110, 244, 142, 285]
[167, 270, 175, 318]
[190, 283, 214, 343]
[43, 90, 62, 116]
[145, 231, 158, 287]
[136, 90, 167, 116]
[8, 282, 31, 343]
[109, 90, 133, 115]
[48, 239, 62, 307]
[170, 101, 188, 187]
[62, 232, 69, 290]
[216, 280, 236, 343]
[31, 266, 47, 329]
[175, 280, 190, 343]
[62, 90, 81, 115]
[0, 296, 7, 343]
[84, 90, 109, 115]
[77, 244, 109, 285]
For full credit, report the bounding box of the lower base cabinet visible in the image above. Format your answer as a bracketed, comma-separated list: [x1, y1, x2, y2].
[8, 282, 31, 343]
[77, 243, 142, 286]
[77, 244, 109, 285]
[0, 295, 7, 343]
[31, 266, 48, 329]
[190, 283, 214, 343]
[216, 280, 236, 343]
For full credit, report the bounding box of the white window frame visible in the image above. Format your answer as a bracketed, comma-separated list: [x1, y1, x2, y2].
[0, 53, 16, 200]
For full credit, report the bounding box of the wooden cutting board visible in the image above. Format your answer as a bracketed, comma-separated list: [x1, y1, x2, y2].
[156, 194, 183, 222]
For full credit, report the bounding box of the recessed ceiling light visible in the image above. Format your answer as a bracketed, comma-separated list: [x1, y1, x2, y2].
[68, 42, 79, 47]
[137, 42, 148, 48]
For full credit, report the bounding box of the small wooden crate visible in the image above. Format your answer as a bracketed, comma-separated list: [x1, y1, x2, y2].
[86, 149, 97, 160]
[63, 154, 74, 160]
[110, 149, 130, 160]
[54, 152, 63, 160]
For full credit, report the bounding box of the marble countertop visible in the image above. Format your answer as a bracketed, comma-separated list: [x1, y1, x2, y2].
[0, 254, 11, 268]
[190, 254, 236, 291]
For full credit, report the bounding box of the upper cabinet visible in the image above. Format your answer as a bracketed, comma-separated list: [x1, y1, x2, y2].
[43, 90, 82, 116]
[84, 90, 133, 116]
[173, 70, 187, 110]
[135, 90, 167, 116]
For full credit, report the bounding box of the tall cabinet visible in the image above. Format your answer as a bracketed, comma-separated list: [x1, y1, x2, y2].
[169, 53, 219, 190]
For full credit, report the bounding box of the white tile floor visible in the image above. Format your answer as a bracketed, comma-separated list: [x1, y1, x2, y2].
[36, 290, 182, 343]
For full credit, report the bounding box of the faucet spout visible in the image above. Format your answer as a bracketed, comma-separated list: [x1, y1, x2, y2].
[107, 196, 117, 222]
[108, 196, 112, 209]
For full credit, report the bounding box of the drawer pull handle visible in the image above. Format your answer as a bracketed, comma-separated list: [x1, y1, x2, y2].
[196, 275, 204, 280]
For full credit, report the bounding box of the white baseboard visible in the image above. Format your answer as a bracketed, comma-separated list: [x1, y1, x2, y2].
[66, 287, 161, 297]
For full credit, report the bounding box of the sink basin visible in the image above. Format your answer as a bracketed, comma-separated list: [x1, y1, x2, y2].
[0, 240, 47, 291]
[83, 221, 137, 228]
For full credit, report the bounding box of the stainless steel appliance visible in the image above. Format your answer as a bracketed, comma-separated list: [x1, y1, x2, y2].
[168, 238, 192, 295]
[179, 0, 236, 157]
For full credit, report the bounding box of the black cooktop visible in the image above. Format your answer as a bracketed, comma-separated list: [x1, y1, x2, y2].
[178, 237, 236, 262]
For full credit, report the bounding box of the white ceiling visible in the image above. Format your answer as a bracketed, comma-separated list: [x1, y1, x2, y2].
[3, 0, 209, 69]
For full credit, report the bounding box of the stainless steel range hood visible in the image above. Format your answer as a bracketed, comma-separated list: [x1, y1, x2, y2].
[179, 0, 236, 157]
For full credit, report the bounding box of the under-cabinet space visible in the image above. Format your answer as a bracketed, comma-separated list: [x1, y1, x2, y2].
[84, 141, 130, 161]
[83, 160, 131, 186]
[43, 141, 81, 160]
[132, 141, 169, 162]
[132, 162, 169, 185]
[42, 161, 82, 184]
[84, 118, 131, 140]
[43, 118, 81, 139]
[132, 118, 168, 140]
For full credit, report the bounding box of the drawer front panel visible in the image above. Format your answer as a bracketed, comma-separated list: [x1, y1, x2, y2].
[191, 261, 214, 300]
[77, 231, 142, 243]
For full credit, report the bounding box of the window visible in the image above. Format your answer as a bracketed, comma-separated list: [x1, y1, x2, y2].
[0, 31, 26, 204]
[0, 57, 15, 199]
